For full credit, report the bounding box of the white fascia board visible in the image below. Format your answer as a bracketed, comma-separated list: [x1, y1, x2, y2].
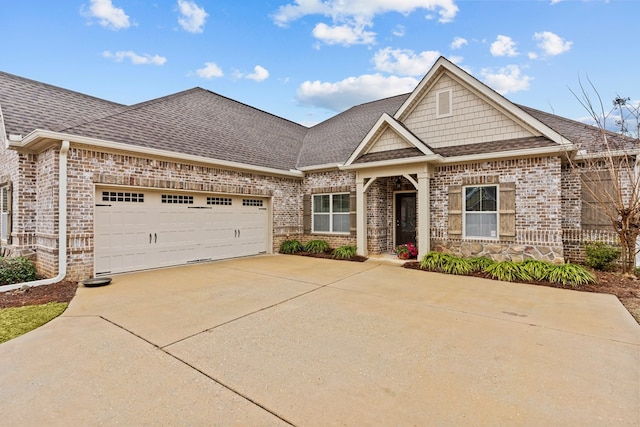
[0, 104, 7, 149]
[395, 57, 571, 147]
[345, 113, 393, 165]
[341, 154, 442, 170]
[573, 148, 640, 161]
[344, 113, 434, 166]
[441, 144, 575, 164]
[11, 129, 305, 178]
[297, 163, 343, 172]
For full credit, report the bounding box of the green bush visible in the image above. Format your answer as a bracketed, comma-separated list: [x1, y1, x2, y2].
[419, 251, 452, 272]
[332, 245, 357, 260]
[467, 257, 495, 272]
[440, 256, 473, 275]
[583, 242, 620, 271]
[279, 239, 304, 254]
[547, 263, 596, 287]
[0, 256, 38, 286]
[521, 259, 555, 281]
[483, 261, 532, 282]
[304, 239, 331, 254]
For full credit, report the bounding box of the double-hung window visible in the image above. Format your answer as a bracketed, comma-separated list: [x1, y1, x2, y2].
[312, 193, 350, 233]
[1, 186, 9, 241]
[464, 185, 498, 239]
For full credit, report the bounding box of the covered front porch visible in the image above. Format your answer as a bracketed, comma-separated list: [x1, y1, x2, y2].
[352, 164, 433, 259]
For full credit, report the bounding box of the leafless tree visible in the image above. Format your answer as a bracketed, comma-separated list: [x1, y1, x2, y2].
[567, 78, 640, 274]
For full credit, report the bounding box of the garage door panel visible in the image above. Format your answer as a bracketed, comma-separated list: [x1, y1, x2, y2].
[95, 190, 268, 275]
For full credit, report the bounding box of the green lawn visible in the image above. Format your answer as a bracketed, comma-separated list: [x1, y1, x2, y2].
[0, 302, 68, 344]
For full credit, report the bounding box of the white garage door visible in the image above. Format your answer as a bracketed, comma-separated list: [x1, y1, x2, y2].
[94, 189, 269, 275]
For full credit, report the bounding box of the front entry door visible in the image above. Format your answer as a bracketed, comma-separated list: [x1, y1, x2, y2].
[395, 192, 417, 246]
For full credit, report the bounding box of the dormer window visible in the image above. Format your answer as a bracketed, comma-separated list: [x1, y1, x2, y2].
[436, 89, 452, 118]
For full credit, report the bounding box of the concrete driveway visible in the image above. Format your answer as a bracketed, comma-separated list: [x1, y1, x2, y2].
[0, 255, 638, 426]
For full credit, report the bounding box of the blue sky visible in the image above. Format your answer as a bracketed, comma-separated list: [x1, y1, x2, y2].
[2, 0, 637, 127]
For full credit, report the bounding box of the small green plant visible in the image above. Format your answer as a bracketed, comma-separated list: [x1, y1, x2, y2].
[467, 257, 495, 272]
[419, 251, 452, 272]
[521, 259, 555, 281]
[0, 256, 38, 286]
[583, 242, 621, 271]
[332, 245, 357, 260]
[305, 239, 331, 254]
[483, 261, 532, 282]
[279, 239, 304, 254]
[547, 263, 596, 287]
[440, 256, 473, 275]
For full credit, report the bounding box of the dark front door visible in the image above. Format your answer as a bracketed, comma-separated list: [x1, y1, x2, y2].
[395, 192, 417, 246]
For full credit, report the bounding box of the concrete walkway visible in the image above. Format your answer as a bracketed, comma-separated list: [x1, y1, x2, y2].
[0, 255, 638, 426]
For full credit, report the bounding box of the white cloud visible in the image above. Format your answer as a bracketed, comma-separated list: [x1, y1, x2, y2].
[490, 35, 518, 57]
[392, 25, 406, 37]
[373, 48, 440, 77]
[103, 50, 166, 65]
[534, 31, 572, 56]
[481, 65, 532, 95]
[177, 0, 208, 33]
[450, 36, 467, 50]
[528, 52, 538, 60]
[83, 0, 130, 30]
[297, 74, 418, 112]
[312, 22, 376, 45]
[244, 65, 270, 82]
[196, 62, 224, 78]
[273, 0, 458, 46]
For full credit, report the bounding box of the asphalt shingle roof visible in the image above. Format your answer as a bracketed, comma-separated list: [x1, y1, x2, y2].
[296, 94, 410, 168]
[2, 70, 634, 173]
[0, 71, 124, 137]
[61, 88, 308, 171]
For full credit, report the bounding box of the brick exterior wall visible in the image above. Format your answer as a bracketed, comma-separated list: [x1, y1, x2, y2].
[430, 156, 565, 262]
[299, 170, 357, 249]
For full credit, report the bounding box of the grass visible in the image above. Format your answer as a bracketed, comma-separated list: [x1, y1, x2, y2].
[0, 302, 68, 344]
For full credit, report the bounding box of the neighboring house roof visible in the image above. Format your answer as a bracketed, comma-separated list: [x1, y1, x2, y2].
[297, 94, 409, 168]
[0, 71, 123, 137]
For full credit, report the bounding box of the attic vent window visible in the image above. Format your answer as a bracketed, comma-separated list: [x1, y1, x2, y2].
[436, 89, 452, 118]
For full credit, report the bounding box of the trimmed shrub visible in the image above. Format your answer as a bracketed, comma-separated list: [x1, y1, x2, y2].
[279, 239, 303, 254]
[0, 256, 38, 286]
[332, 245, 357, 260]
[305, 240, 331, 254]
[483, 261, 532, 282]
[583, 242, 621, 271]
[547, 263, 596, 287]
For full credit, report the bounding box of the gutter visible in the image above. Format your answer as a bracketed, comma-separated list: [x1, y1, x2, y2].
[10, 129, 305, 179]
[0, 141, 69, 292]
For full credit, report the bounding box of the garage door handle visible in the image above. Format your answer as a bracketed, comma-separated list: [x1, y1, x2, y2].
[154, 233, 157, 243]
[237, 229, 240, 238]
[149, 233, 152, 244]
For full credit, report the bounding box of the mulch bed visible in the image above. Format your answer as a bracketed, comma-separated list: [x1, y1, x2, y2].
[294, 251, 368, 262]
[0, 281, 78, 309]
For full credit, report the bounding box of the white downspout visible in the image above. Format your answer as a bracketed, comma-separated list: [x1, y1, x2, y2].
[0, 140, 69, 292]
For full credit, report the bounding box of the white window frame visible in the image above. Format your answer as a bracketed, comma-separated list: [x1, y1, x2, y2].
[312, 193, 350, 234]
[463, 184, 499, 240]
[436, 89, 453, 118]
